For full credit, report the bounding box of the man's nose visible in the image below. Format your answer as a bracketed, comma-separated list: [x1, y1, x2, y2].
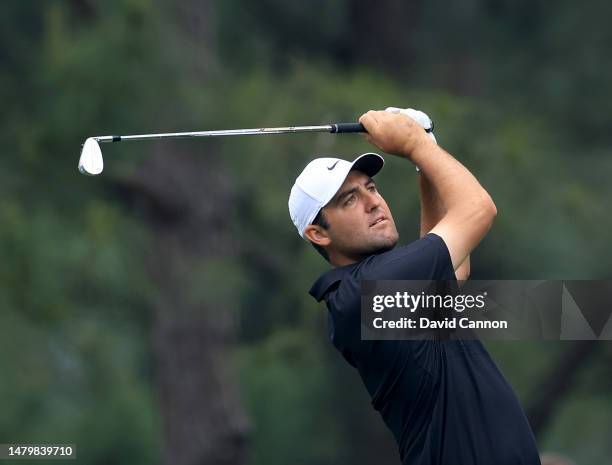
[364, 189, 381, 212]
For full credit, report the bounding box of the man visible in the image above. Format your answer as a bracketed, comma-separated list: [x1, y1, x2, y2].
[288, 108, 541, 464]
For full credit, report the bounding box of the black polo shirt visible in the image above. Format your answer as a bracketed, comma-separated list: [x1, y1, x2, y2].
[309, 233, 541, 465]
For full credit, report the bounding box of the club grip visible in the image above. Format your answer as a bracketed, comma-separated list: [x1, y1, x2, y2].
[330, 123, 366, 134]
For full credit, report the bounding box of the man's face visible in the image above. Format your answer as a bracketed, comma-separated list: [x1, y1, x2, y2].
[318, 170, 399, 264]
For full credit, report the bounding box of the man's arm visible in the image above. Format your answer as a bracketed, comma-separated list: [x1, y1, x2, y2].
[359, 110, 496, 270]
[419, 173, 470, 280]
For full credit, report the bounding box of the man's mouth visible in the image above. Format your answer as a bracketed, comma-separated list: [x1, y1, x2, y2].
[370, 216, 387, 227]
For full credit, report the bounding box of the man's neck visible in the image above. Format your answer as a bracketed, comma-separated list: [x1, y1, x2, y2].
[330, 251, 367, 267]
[331, 257, 358, 267]
[330, 244, 397, 267]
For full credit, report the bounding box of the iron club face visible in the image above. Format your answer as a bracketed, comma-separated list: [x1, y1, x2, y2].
[78, 138, 104, 176]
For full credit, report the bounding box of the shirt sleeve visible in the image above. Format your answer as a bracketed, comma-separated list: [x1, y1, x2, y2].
[358, 233, 456, 281]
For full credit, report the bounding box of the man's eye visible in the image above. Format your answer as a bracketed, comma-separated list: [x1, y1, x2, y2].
[344, 195, 356, 206]
[368, 185, 377, 192]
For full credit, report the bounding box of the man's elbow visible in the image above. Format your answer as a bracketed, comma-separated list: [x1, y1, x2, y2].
[481, 194, 497, 227]
[456, 264, 470, 282]
[469, 192, 497, 235]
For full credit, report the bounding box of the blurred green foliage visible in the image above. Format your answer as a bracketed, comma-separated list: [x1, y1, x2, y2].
[1, 1, 611, 464]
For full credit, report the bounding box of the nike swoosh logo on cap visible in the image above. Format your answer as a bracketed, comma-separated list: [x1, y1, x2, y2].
[327, 161, 340, 170]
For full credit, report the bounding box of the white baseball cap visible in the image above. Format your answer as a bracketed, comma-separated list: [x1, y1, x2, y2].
[288, 153, 385, 238]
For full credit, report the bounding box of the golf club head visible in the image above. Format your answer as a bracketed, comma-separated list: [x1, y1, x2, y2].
[78, 138, 104, 176]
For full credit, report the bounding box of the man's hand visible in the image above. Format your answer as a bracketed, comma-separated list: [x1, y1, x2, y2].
[358, 110, 434, 159]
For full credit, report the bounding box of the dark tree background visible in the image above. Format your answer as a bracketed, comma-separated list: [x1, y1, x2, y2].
[1, 1, 611, 464]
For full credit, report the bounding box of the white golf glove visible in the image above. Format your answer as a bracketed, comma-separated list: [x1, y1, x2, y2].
[385, 107, 436, 171]
[384, 107, 436, 143]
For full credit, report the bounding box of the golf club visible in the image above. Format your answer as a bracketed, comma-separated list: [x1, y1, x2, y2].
[78, 120, 434, 176]
[78, 122, 368, 176]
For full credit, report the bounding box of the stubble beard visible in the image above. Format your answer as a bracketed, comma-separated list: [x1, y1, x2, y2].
[344, 230, 399, 260]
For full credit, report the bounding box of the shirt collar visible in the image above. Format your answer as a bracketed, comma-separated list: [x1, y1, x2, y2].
[309, 263, 358, 302]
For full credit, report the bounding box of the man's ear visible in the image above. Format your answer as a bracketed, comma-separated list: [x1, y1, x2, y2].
[304, 224, 331, 247]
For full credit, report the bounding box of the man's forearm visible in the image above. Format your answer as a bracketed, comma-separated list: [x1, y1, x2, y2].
[419, 173, 470, 279]
[411, 139, 492, 214]
[419, 173, 445, 237]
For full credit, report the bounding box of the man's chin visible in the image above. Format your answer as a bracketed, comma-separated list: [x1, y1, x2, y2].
[368, 236, 399, 255]
[333, 233, 399, 262]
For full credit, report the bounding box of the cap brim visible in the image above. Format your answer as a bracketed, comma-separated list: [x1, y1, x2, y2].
[350, 152, 384, 178]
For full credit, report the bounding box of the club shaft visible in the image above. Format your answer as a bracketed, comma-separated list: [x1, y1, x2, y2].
[94, 125, 341, 143]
